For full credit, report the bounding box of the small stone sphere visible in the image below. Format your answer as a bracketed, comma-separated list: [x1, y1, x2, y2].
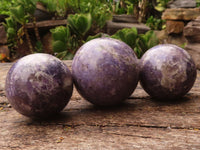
[5, 53, 73, 118]
[140, 44, 197, 100]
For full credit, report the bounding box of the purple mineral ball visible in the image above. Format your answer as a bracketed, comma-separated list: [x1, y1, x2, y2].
[5, 53, 73, 118]
[72, 38, 140, 106]
[140, 44, 197, 101]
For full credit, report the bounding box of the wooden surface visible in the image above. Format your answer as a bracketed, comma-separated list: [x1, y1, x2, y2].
[25, 20, 67, 29]
[0, 61, 200, 150]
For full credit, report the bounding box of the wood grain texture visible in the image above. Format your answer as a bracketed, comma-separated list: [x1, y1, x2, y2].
[0, 61, 200, 149]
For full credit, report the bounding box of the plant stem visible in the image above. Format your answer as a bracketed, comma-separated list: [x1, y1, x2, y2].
[33, 16, 42, 52]
[24, 25, 33, 53]
[33, 17, 41, 42]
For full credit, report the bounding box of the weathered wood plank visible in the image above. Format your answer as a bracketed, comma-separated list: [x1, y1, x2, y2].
[25, 20, 67, 29]
[0, 61, 200, 149]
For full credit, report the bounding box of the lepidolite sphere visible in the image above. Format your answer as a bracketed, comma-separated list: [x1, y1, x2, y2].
[72, 38, 140, 105]
[5, 53, 73, 118]
[140, 44, 197, 100]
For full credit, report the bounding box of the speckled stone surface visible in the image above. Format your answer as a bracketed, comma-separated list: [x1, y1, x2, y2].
[0, 61, 72, 91]
[140, 44, 196, 100]
[72, 38, 140, 105]
[5, 54, 73, 117]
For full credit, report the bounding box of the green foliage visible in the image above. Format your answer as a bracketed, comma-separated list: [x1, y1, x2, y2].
[111, 27, 138, 49]
[135, 30, 159, 58]
[16, 0, 36, 15]
[38, 0, 57, 12]
[38, 0, 112, 28]
[3, 17, 17, 48]
[4, 0, 38, 54]
[51, 26, 74, 59]
[180, 42, 187, 49]
[4, 17, 16, 39]
[197, 0, 200, 7]
[146, 16, 166, 30]
[2, 0, 161, 60]
[78, 1, 112, 28]
[9, 0, 36, 24]
[35, 41, 43, 53]
[126, 3, 134, 15]
[38, 0, 68, 17]
[2, 0, 113, 60]
[155, 0, 170, 12]
[0, 0, 15, 15]
[51, 26, 70, 53]
[67, 13, 92, 37]
[90, 3, 112, 28]
[112, 0, 139, 15]
[51, 23, 88, 60]
[114, 1, 126, 14]
[52, 40, 67, 53]
[86, 33, 110, 42]
[51, 13, 93, 59]
[10, 5, 27, 24]
[110, 28, 159, 58]
[51, 25, 70, 42]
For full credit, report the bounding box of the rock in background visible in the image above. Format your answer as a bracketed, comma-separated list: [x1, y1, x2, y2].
[184, 16, 200, 69]
[0, 25, 9, 61]
[162, 8, 200, 34]
[106, 14, 150, 35]
[0, 25, 7, 45]
[162, 0, 198, 35]
[161, 0, 200, 69]
[168, 0, 196, 8]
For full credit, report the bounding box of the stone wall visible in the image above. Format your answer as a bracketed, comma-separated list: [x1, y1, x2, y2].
[168, 0, 196, 8]
[162, 0, 200, 69]
[162, 8, 200, 34]
[184, 16, 200, 69]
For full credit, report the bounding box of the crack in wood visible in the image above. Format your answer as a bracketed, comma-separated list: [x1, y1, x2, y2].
[102, 132, 160, 139]
[127, 96, 150, 100]
[26, 122, 200, 132]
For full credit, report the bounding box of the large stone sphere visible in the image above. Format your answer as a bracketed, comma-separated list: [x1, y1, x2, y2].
[72, 38, 140, 106]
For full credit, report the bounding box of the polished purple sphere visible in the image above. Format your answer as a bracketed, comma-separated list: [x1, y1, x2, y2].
[5, 53, 73, 118]
[72, 38, 140, 105]
[140, 44, 197, 100]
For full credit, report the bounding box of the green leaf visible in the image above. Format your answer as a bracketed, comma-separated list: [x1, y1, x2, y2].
[35, 41, 43, 53]
[136, 30, 159, 56]
[10, 5, 26, 24]
[67, 14, 80, 36]
[56, 51, 67, 59]
[86, 33, 109, 42]
[67, 13, 92, 37]
[7, 27, 16, 37]
[50, 26, 70, 42]
[5, 18, 13, 28]
[77, 14, 91, 35]
[56, 51, 74, 60]
[125, 32, 137, 47]
[63, 53, 74, 60]
[147, 31, 159, 49]
[137, 35, 148, 52]
[134, 46, 142, 58]
[52, 41, 67, 53]
[111, 27, 138, 49]
[155, 6, 165, 12]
